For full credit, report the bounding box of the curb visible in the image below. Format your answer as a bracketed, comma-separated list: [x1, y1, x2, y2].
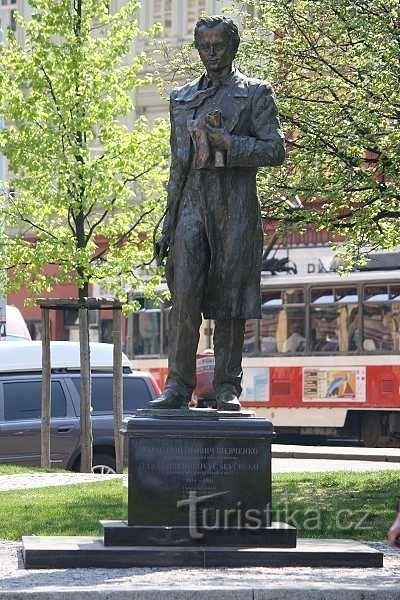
[271, 445, 400, 463]
[0, 589, 399, 599]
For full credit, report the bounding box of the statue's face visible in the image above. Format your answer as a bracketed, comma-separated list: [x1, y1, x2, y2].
[196, 23, 235, 76]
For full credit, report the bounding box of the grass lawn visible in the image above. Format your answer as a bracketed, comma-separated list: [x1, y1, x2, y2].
[0, 470, 397, 541]
[0, 465, 68, 475]
[272, 470, 397, 541]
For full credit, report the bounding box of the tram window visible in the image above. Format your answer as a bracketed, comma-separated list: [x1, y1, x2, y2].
[282, 308, 305, 352]
[132, 310, 161, 356]
[310, 305, 359, 352]
[243, 320, 258, 354]
[260, 288, 306, 354]
[362, 304, 400, 351]
[335, 288, 358, 303]
[392, 303, 400, 350]
[390, 286, 400, 300]
[311, 288, 335, 304]
[286, 289, 304, 304]
[261, 290, 283, 307]
[310, 307, 339, 351]
[364, 285, 389, 302]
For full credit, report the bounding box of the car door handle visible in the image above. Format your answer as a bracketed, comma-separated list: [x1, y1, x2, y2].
[57, 427, 72, 433]
[12, 431, 25, 436]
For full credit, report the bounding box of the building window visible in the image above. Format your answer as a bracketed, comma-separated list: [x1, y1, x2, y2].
[187, 0, 206, 36]
[153, 0, 173, 37]
[10, 8, 16, 31]
[27, 320, 42, 340]
[132, 300, 161, 355]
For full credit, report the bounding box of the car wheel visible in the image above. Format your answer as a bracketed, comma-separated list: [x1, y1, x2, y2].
[92, 453, 116, 474]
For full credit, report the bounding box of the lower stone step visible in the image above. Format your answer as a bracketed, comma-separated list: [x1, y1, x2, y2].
[22, 536, 383, 569]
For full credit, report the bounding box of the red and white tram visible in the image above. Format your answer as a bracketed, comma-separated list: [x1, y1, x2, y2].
[130, 270, 400, 447]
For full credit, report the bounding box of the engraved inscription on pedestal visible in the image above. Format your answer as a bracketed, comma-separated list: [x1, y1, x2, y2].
[127, 418, 271, 528]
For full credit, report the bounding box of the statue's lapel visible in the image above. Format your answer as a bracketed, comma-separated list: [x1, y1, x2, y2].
[221, 71, 249, 133]
[174, 75, 217, 110]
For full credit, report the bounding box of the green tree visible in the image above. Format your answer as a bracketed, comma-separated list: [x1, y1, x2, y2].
[0, 0, 169, 471]
[237, 0, 400, 266]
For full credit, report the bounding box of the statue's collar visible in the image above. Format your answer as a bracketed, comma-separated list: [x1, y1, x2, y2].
[202, 67, 236, 89]
[173, 68, 248, 103]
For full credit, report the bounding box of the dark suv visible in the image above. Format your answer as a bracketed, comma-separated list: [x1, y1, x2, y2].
[0, 343, 157, 473]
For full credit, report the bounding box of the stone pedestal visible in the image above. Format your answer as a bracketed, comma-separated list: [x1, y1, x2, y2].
[103, 409, 295, 548]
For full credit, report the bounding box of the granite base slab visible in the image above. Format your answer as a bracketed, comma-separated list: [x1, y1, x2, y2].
[22, 536, 383, 569]
[134, 408, 256, 419]
[101, 520, 296, 547]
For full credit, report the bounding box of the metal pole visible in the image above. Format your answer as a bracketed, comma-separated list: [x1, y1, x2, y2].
[41, 307, 51, 468]
[0, 26, 6, 339]
[113, 305, 123, 473]
[0, 26, 5, 186]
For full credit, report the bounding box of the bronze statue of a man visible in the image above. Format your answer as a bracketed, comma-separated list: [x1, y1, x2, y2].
[152, 15, 285, 411]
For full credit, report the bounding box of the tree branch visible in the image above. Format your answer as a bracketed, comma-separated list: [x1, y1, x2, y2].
[90, 207, 156, 263]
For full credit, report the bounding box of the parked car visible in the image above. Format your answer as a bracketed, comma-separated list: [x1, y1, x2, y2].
[0, 341, 159, 473]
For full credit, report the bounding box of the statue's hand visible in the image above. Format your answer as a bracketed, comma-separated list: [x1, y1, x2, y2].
[206, 125, 232, 151]
[154, 235, 169, 267]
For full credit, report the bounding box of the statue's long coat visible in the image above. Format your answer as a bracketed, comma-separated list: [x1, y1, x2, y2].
[164, 69, 285, 320]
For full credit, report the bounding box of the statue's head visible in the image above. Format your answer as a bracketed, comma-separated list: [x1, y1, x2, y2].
[194, 15, 240, 76]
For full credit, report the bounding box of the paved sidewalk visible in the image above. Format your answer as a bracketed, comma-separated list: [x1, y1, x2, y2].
[0, 473, 122, 492]
[0, 540, 398, 599]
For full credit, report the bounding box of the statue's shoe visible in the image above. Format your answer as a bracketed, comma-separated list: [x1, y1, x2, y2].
[216, 390, 241, 412]
[149, 391, 188, 409]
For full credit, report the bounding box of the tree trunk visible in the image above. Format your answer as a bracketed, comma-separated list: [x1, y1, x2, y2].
[40, 307, 51, 468]
[79, 305, 93, 472]
[112, 306, 124, 473]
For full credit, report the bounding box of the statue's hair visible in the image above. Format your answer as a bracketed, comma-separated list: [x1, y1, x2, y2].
[194, 15, 240, 53]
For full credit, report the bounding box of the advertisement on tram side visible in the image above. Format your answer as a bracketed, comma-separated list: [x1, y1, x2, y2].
[303, 367, 366, 403]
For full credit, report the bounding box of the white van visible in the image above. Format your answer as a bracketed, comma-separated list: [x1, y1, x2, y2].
[0, 340, 132, 372]
[0, 305, 32, 341]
